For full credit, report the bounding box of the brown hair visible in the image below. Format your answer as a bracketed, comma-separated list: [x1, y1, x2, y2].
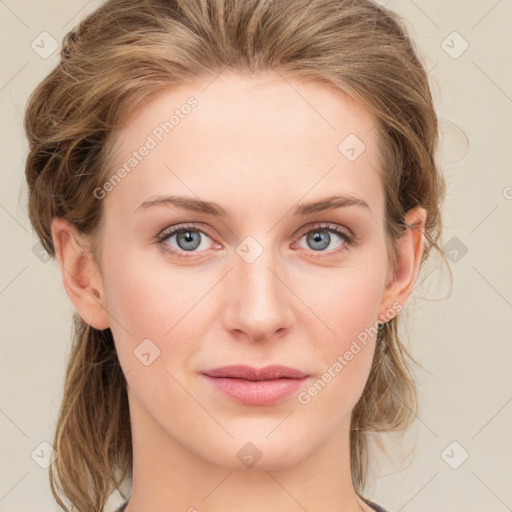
[24, 1, 449, 511]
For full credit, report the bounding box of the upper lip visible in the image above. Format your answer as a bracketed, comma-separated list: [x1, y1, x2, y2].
[201, 365, 309, 380]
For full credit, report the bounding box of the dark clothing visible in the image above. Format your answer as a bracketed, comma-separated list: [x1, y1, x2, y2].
[115, 502, 128, 512]
[361, 494, 392, 512]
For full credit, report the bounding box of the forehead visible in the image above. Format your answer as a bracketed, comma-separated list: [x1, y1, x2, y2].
[105, 70, 384, 221]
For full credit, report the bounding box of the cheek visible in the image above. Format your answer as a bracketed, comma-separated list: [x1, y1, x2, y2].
[294, 263, 386, 406]
[297, 291, 379, 432]
[99, 244, 217, 381]
[101, 261, 204, 416]
[294, 259, 387, 341]
[100, 241, 199, 332]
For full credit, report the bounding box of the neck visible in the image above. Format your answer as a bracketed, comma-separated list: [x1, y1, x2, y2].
[124, 391, 370, 512]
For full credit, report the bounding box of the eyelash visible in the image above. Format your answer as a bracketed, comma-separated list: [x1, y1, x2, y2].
[155, 222, 358, 259]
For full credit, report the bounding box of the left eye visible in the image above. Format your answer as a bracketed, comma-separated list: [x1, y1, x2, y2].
[295, 225, 352, 253]
[156, 223, 354, 258]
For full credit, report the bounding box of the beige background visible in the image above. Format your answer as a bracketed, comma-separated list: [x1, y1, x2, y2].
[1, 1, 511, 511]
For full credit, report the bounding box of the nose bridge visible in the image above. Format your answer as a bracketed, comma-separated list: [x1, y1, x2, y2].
[224, 236, 293, 341]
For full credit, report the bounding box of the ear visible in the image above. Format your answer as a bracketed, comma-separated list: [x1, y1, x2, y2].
[378, 206, 427, 322]
[50, 217, 110, 330]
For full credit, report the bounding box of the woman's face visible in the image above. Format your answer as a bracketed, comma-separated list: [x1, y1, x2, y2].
[89, 71, 404, 470]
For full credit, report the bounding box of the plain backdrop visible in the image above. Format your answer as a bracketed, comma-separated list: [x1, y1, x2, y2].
[1, 1, 511, 511]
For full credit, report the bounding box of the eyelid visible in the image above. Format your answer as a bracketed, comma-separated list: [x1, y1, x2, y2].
[155, 222, 216, 243]
[295, 221, 354, 240]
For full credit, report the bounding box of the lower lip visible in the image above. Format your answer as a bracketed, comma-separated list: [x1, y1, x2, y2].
[202, 375, 309, 405]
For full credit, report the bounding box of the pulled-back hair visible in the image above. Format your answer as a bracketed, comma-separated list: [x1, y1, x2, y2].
[24, 1, 448, 511]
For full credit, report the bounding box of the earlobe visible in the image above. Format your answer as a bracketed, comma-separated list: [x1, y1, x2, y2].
[379, 206, 427, 321]
[50, 218, 110, 330]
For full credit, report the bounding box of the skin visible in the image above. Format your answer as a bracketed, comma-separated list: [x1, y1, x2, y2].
[51, 70, 426, 512]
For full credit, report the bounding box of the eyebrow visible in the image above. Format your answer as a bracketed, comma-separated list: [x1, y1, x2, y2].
[136, 193, 371, 216]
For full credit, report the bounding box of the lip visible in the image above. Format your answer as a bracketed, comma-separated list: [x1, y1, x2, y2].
[202, 364, 309, 380]
[201, 365, 311, 405]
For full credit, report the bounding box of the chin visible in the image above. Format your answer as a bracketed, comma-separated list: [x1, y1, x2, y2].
[199, 429, 314, 472]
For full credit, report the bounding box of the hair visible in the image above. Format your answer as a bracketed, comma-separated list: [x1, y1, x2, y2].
[24, 0, 449, 511]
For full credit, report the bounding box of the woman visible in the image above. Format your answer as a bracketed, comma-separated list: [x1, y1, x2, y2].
[24, 1, 447, 511]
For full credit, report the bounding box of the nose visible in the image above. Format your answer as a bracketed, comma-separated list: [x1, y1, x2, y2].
[222, 244, 294, 343]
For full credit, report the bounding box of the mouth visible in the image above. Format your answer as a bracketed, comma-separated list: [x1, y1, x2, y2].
[201, 365, 311, 405]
